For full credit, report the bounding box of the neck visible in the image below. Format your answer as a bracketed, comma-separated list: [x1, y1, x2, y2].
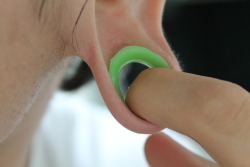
[0, 61, 66, 167]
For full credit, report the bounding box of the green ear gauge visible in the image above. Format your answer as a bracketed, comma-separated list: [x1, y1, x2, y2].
[109, 46, 170, 101]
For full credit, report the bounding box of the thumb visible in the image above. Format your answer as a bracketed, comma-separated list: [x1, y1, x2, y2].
[126, 69, 250, 167]
[144, 133, 217, 167]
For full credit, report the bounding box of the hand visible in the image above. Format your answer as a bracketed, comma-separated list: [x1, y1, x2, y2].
[127, 68, 250, 167]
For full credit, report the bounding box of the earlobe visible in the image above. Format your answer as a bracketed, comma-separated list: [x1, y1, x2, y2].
[139, 0, 167, 36]
[94, 0, 179, 70]
[75, 0, 180, 134]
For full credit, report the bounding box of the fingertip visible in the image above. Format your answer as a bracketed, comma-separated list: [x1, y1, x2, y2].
[145, 133, 170, 167]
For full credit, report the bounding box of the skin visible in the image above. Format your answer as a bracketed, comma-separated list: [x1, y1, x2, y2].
[0, 0, 178, 167]
[1, 0, 248, 167]
[127, 69, 250, 167]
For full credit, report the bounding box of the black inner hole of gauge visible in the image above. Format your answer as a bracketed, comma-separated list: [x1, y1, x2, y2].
[119, 62, 150, 100]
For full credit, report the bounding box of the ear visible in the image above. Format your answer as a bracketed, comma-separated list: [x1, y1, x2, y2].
[74, 0, 180, 134]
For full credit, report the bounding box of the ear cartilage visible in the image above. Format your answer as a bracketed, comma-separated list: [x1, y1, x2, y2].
[109, 46, 170, 102]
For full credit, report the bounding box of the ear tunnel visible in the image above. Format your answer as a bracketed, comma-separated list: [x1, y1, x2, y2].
[109, 46, 170, 102]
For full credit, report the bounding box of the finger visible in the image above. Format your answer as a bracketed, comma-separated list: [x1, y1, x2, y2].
[145, 133, 218, 167]
[126, 69, 250, 167]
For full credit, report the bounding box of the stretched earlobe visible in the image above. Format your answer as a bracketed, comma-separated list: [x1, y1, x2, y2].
[89, 46, 166, 134]
[74, 0, 180, 134]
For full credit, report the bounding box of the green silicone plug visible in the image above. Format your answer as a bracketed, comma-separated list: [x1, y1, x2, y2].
[109, 46, 170, 101]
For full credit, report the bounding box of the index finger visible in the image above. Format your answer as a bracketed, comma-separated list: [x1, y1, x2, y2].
[126, 68, 250, 167]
